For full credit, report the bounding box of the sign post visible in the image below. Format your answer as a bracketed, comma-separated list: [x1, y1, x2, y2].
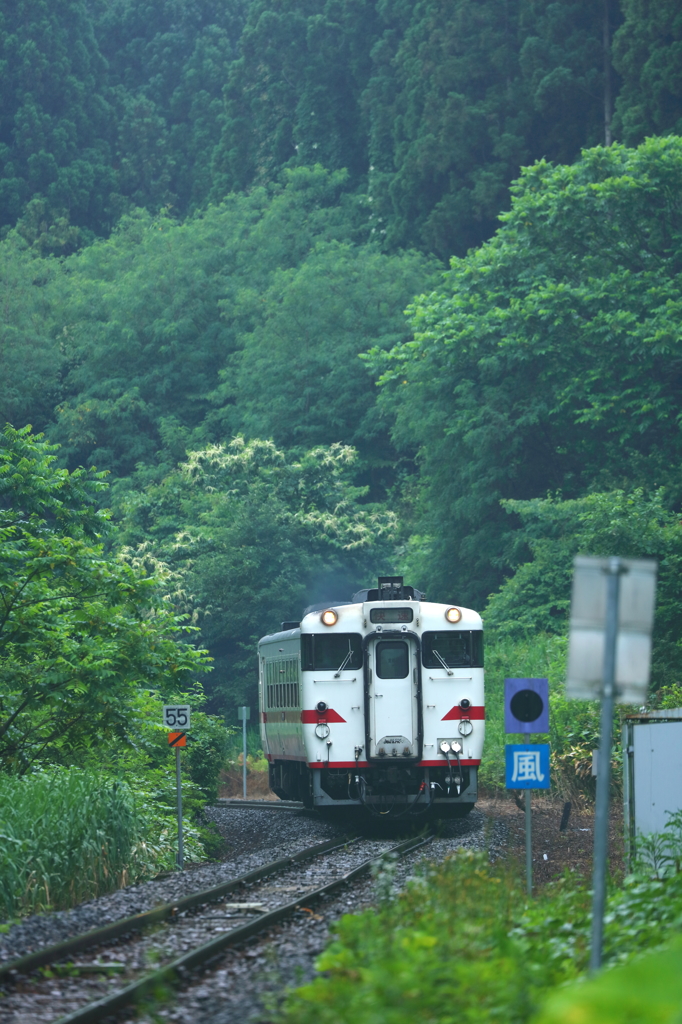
[505, 678, 550, 895]
[163, 705, 191, 870]
[238, 706, 250, 799]
[567, 556, 657, 972]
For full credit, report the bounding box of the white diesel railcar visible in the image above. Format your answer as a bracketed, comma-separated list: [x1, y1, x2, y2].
[259, 576, 484, 816]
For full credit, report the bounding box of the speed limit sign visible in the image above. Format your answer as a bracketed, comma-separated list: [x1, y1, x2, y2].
[163, 705, 191, 729]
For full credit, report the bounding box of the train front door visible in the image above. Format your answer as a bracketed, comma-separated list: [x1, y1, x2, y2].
[368, 637, 419, 759]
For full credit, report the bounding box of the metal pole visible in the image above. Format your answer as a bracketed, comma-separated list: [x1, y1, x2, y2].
[175, 746, 184, 871]
[590, 556, 621, 971]
[242, 709, 247, 799]
[525, 788, 532, 895]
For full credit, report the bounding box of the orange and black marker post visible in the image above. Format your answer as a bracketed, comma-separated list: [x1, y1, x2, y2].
[169, 733, 185, 868]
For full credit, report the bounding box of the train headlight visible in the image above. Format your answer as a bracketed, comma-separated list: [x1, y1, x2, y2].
[445, 607, 462, 623]
[321, 609, 338, 626]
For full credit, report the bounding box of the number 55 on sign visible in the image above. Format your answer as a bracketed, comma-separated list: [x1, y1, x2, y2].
[163, 705, 191, 730]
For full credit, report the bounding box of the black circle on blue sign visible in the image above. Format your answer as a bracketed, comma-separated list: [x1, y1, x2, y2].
[510, 688, 544, 723]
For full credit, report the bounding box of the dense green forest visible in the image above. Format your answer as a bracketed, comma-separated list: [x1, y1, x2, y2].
[2, 0, 681, 255]
[2, 0, 682, 732]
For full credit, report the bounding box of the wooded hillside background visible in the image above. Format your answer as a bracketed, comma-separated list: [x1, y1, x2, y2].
[2, 0, 682, 716]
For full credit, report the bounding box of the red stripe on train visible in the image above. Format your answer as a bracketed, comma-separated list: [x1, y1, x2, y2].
[261, 710, 347, 723]
[441, 705, 485, 721]
[300, 709, 347, 723]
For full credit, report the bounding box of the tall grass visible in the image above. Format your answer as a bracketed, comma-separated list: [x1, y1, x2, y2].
[0, 768, 180, 919]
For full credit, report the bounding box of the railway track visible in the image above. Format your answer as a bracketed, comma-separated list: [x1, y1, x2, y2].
[0, 832, 433, 1024]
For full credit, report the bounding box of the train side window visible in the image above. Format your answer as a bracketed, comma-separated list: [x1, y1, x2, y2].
[421, 631, 484, 669]
[301, 634, 363, 671]
[264, 657, 300, 708]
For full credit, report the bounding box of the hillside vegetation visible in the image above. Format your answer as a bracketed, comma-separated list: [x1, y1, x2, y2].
[1, 0, 681, 774]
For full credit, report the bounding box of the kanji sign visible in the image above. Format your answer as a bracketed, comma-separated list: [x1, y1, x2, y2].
[506, 744, 550, 789]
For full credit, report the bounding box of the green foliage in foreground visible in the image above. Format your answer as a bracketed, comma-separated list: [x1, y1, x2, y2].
[0, 768, 205, 920]
[535, 936, 682, 1024]
[282, 847, 682, 1024]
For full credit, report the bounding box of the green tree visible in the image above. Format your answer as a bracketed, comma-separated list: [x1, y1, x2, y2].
[612, 0, 682, 143]
[229, 240, 439, 489]
[119, 438, 396, 713]
[373, 136, 682, 607]
[211, 0, 378, 198]
[0, 0, 116, 237]
[363, 0, 532, 258]
[0, 425, 208, 771]
[94, 0, 247, 213]
[484, 489, 682, 689]
[520, 0, 615, 159]
[0, 234, 61, 429]
[46, 167, 432, 494]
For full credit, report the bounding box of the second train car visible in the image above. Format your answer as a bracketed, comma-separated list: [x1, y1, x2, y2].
[258, 576, 484, 816]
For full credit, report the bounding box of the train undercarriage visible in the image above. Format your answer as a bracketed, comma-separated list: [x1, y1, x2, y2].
[268, 760, 476, 817]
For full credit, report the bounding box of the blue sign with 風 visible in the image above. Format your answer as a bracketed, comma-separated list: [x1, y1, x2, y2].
[505, 743, 550, 790]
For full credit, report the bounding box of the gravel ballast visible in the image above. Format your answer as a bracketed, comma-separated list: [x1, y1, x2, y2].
[135, 808, 505, 1024]
[0, 806, 345, 964]
[0, 804, 507, 1024]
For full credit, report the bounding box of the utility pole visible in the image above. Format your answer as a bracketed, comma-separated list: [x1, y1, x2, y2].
[567, 557, 657, 971]
[238, 706, 250, 798]
[590, 558, 621, 970]
[604, 0, 613, 146]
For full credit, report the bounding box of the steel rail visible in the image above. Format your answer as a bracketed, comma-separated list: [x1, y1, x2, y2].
[53, 833, 432, 1024]
[0, 835, 357, 981]
[214, 798, 304, 810]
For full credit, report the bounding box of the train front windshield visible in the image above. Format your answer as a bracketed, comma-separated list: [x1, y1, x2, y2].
[421, 631, 483, 668]
[301, 633, 363, 671]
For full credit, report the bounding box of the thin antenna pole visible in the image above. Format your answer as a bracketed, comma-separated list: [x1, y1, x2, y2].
[604, 0, 613, 145]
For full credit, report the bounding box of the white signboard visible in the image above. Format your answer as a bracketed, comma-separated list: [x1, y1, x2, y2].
[566, 557, 657, 703]
[163, 705, 191, 729]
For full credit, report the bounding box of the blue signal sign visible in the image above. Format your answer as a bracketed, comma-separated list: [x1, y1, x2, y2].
[504, 678, 549, 734]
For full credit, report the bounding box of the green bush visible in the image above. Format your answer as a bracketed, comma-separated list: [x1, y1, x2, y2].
[224, 724, 266, 768]
[185, 717, 233, 802]
[533, 937, 682, 1024]
[0, 766, 206, 919]
[282, 843, 682, 1024]
[282, 851, 581, 1024]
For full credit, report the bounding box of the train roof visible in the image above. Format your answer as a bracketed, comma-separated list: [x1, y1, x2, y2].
[258, 576, 482, 644]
